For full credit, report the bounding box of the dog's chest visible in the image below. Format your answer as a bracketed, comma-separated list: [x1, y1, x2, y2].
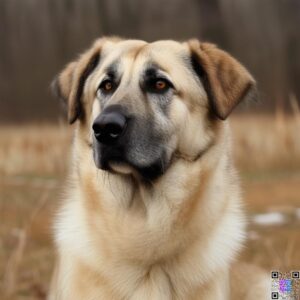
[127, 266, 174, 300]
[114, 265, 229, 300]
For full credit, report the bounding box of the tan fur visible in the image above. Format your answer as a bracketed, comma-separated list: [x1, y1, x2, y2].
[188, 40, 255, 119]
[49, 38, 268, 300]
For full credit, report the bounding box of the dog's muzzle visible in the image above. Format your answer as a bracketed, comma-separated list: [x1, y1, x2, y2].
[92, 104, 168, 181]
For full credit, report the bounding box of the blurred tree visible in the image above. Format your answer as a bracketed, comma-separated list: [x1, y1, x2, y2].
[0, 0, 299, 123]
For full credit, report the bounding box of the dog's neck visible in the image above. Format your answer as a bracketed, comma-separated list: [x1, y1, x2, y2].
[58, 129, 245, 299]
[75, 132, 237, 254]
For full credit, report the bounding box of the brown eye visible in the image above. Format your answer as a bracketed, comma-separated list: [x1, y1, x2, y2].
[155, 80, 167, 90]
[103, 81, 112, 91]
[99, 79, 114, 93]
[145, 77, 173, 94]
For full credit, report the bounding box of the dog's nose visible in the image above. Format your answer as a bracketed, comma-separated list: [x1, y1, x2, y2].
[93, 110, 127, 145]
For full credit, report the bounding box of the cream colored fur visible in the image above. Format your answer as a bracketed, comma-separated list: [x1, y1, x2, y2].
[49, 38, 268, 300]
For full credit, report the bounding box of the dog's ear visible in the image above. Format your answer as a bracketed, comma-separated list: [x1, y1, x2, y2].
[188, 40, 256, 120]
[51, 39, 103, 124]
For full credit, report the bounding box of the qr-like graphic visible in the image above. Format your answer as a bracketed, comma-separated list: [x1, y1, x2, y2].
[271, 271, 300, 299]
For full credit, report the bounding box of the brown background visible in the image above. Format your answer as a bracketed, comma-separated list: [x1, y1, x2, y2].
[0, 1, 300, 299]
[0, 0, 300, 123]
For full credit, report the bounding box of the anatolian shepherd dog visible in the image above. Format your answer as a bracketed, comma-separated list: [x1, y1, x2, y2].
[49, 37, 269, 299]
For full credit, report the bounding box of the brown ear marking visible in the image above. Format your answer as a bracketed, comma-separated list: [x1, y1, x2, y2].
[188, 40, 256, 120]
[51, 40, 103, 124]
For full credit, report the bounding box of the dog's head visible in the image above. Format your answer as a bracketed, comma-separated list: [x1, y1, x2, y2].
[52, 38, 255, 181]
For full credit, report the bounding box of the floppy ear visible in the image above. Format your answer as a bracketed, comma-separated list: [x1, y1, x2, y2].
[51, 40, 103, 124]
[188, 40, 256, 120]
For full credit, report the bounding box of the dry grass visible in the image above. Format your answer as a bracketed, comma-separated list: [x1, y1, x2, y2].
[0, 114, 299, 299]
[231, 114, 300, 171]
[0, 124, 72, 176]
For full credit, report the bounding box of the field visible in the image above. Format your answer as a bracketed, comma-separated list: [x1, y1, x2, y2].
[0, 115, 300, 299]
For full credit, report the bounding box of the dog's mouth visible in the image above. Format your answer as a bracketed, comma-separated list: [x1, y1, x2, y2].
[93, 145, 169, 181]
[109, 158, 166, 181]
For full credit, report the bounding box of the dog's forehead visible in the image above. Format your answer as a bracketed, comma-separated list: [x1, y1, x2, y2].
[101, 39, 189, 70]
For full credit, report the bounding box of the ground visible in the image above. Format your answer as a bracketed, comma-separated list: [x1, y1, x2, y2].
[0, 115, 299, 299]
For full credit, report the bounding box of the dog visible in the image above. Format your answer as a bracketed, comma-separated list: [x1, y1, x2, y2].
[49, 37, 269, 299]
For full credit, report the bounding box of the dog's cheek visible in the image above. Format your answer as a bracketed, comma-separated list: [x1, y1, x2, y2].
[170, 99, 212, 158]
[182, 113, 212, 158]
[169, 98, 190, 153]
[169, 97, 187, 128]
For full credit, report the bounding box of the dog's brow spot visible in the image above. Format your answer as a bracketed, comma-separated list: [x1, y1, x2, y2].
[143, 62, 169, 81]
[145, 67, 158, 78]
[105, 60, 120, 78]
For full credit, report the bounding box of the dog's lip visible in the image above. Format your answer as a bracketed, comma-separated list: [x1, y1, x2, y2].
[98, 155, 169, 181]
[109, 161, 134, 175]
[94, 142, 170, 181]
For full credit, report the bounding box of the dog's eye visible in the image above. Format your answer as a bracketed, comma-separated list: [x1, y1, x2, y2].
[98, 79, 114, 93]
[155, 80, 167, 90]
[148, 78, 172, 93]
